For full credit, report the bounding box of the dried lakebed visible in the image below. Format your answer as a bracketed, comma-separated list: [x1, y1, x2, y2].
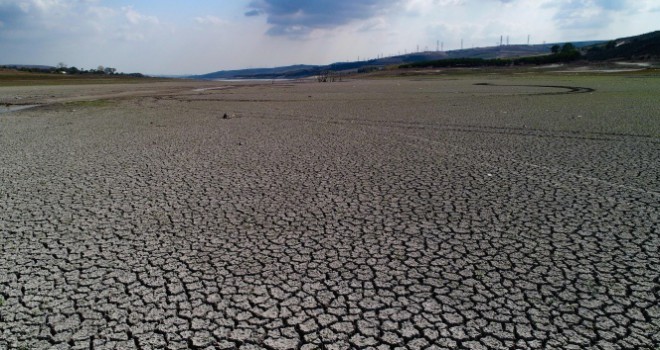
[1, 76, 659, 350]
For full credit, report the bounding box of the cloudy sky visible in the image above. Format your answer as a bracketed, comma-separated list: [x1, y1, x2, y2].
[0, 0, 657, 74]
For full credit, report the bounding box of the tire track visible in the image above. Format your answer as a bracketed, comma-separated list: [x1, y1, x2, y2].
[473, 82, 595, 95]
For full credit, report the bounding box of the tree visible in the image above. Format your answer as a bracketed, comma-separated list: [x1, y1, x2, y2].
[97, 65, 105, 72]
[551, 45, 560, 54]
[104, 67, 117, 75]
[561, 43, 576, 53]
[57, 62, 67, 69]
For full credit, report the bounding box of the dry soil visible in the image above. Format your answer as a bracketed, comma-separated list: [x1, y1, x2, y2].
[1, 75, 659, 349]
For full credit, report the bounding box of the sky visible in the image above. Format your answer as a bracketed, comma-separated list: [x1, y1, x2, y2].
[0, 0, 658, 75]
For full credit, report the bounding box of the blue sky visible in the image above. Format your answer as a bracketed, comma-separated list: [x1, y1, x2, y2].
[0, 0, 658, 74]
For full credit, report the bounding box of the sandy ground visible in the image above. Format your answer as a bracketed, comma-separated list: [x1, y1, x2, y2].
[1, 75, 659, 349]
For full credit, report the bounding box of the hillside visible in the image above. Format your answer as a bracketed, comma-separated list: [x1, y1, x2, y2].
[585, 31, 660, 60]
[192, 65, 316, 80]
[191, 41, 603, 80]
[398, 31, 660, 70]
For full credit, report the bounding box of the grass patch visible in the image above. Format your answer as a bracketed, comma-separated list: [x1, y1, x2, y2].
[64, 100, 115, 108]
[0, 70, 171, 87]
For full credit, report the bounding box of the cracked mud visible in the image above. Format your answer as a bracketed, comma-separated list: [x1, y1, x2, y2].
[1, 77, 659, 350]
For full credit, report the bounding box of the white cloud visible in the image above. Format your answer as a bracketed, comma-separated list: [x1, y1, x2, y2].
[86, 5, 115, 19]
[356, 17, 389, 32]
[122, 6, 159, 25]
[404, 0, 466, 15]
[194, 15, 226, 26]
[30, 0, 66, 12]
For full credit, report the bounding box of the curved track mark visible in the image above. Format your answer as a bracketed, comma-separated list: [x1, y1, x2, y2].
[474, 82, 595, 95]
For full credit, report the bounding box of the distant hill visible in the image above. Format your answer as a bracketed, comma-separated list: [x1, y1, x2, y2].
[425, 41, 600, 60]
[1, 64, 55, 70]
[584, 31, 660, 60]
[191, 41, 604, 80]
[192, 64, 317, 80]
[399, 32, 660, 70]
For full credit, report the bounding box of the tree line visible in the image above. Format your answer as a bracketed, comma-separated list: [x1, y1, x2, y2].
[1, 63, 144, 77]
